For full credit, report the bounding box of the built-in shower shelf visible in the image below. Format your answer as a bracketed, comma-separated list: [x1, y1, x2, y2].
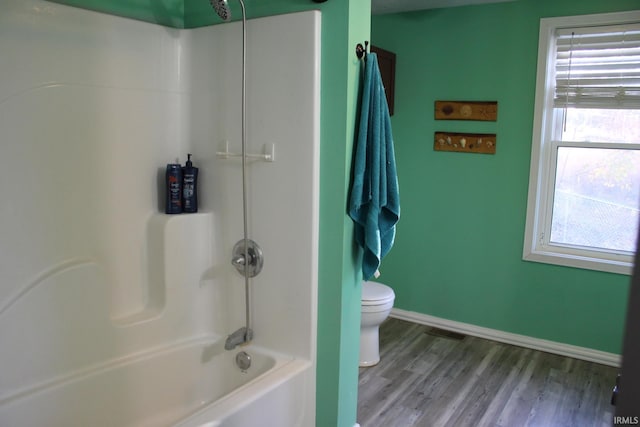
[216, 141, 275, 162]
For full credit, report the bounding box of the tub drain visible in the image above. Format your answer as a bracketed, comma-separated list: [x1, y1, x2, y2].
[236, 351, 251, 371]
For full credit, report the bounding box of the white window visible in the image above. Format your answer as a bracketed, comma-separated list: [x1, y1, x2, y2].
[524, 11, 640, 275]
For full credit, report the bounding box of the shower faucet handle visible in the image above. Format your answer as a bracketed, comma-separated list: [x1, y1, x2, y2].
[232, 255, 246, 267]
[231, 239, 264, 278]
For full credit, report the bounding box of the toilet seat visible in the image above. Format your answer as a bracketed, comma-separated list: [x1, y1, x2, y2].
[362, 281, 395, 306]
[361, 300, 394, 313]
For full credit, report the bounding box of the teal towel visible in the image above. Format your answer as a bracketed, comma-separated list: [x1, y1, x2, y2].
[349, 53, 400, 280]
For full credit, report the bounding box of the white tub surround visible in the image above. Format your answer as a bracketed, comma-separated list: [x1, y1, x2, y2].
[0, 1, 319, 425]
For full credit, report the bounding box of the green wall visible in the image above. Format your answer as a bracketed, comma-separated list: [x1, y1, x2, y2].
[46, 1, 368, 426]
[371, 0, 639, 355]
[49, 0, 184, 27]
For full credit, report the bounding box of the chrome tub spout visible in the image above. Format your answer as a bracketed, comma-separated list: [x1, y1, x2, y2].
[225, 327, 253, 350]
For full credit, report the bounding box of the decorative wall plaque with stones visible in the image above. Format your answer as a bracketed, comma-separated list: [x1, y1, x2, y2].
[434, 132, 496, 154]
[435, 101, 498, 121]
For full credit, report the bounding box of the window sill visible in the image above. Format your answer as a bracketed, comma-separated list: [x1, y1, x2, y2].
[523, 249, 632, 276]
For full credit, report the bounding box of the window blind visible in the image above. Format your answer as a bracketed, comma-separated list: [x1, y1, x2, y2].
[554, 23, 640, 109]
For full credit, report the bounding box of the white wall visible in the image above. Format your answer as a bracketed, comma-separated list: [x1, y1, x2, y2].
[0, 0, 319, 416]
[0, 0, 189, 321]
[188, 12, 320, 358]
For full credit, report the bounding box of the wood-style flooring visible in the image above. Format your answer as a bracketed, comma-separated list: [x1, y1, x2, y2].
[357, 318, 618, 427]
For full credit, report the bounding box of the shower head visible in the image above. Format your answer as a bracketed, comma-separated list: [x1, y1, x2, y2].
[210, 0, 232, 21]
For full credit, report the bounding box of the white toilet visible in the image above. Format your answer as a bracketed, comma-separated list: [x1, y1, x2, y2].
[360, 280, 395, 367]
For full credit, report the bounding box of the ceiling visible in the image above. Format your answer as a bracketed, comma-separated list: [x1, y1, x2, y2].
[371, 0, 517, 15]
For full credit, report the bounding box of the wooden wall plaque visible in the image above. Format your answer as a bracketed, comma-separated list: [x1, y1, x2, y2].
[434, 132, 496, 154]
[435, 101, 498, 121]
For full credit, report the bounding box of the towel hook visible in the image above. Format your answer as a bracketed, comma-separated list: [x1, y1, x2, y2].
[356, 41, 369, 60]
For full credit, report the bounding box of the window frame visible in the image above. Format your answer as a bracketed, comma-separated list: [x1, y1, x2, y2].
[523, 11, 640, 276]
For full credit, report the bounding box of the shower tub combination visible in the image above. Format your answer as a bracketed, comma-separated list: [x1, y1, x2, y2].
[0, 1, 320, 426]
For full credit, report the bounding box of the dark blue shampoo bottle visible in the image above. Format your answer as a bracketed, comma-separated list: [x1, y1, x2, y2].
[165, 163, 182, 214]
[182, 153, 198, 213]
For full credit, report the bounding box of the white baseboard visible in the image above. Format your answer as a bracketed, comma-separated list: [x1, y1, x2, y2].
[390, 308, 621, 367]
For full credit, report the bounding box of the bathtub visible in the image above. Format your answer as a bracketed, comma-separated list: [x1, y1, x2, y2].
[0, 336, 313, 427]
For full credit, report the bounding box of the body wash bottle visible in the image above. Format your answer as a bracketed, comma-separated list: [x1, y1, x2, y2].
[165, 163, 182, 214]
[182, 153, 198, 213]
